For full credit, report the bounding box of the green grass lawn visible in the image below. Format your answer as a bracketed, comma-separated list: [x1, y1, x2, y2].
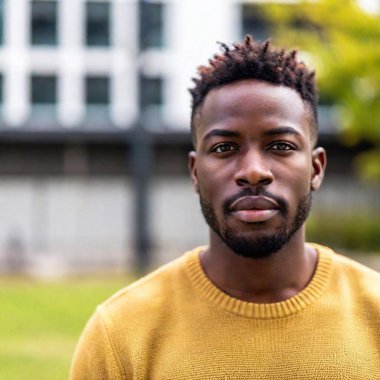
[0, 275, 135, 380]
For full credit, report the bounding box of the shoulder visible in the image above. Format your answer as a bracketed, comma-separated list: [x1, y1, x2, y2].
[70, 249, 206, 380]
[333, 250, 380, 286]
[98, 246, 205, 328]
[313, 243, 380, 303]
[335, 252, 380, 300]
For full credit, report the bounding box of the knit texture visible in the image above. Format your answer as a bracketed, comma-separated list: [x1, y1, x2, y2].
[70, 244, 380, 379]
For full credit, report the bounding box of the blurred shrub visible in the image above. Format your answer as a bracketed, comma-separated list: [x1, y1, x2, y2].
[306, 212, 380, 253]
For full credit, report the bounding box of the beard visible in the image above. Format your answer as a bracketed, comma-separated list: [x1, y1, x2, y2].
[199, 187, 312, 259]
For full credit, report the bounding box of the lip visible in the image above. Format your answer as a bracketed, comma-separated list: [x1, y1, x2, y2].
[230, 195, 279, 211]
[229, 196, 279, 223]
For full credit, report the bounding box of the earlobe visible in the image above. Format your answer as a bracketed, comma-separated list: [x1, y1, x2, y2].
[311, 147, 327, 191]
[188, 151, 200, 193]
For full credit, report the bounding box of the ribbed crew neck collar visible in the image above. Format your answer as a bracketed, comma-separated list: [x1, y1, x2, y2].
[184, 244, 334, 319]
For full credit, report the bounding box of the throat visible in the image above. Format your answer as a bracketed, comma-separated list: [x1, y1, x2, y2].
[200, 243, 318, 304]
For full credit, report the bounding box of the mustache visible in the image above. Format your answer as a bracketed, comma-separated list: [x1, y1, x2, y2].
[223, 187, 288, 216]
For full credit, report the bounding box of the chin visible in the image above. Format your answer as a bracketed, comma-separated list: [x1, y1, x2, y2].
[227, 216, 282, 234]
[222, 232, 290, 259]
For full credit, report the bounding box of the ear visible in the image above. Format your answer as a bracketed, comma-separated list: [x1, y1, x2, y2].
[311, 147, 327, 191]
[188, 151, 200, 194]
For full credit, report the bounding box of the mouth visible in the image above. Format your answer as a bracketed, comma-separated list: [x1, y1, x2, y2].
[229, 195, 280, 223]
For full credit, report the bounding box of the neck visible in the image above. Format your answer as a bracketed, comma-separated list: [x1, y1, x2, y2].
[200, 227, 318, 303]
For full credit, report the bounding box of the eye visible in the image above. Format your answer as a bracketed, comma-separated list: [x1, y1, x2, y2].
[269, 142, 296, 151]
[211, 143, 238, 153]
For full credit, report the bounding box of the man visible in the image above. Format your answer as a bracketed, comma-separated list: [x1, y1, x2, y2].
[70, 36, 380, 379]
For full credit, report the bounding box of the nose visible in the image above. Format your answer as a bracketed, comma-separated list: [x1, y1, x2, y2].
[234, 150, 274, 187]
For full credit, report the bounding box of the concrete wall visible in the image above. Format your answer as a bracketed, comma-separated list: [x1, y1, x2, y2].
[0, 178, 130, 275]
[0, 176, 207, 276]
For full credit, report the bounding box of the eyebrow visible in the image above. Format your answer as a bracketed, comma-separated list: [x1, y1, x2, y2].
[203, 129, 240, 141]
[202, 126, 302, 142]
[264, 126, 301, 137]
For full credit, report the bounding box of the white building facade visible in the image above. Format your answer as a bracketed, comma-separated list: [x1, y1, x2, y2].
[0, 0, 247, 132]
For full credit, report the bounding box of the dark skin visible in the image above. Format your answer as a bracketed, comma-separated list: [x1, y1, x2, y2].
[189, 79, 327, 303]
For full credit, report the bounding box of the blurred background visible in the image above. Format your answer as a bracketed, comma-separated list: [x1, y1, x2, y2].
[0, 0, 379, 378]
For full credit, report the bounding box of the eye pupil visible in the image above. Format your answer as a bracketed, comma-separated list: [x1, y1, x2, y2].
[214, 144, 235, 153]
[273, 143, 291, 150]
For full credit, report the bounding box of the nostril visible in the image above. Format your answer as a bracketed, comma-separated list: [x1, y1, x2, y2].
[235, 175, 273, 187]
[236, 178, 250, 186]
[233, 157, 274, 186]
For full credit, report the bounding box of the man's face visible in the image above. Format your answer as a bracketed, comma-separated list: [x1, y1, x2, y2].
[189, 79, 326, 259]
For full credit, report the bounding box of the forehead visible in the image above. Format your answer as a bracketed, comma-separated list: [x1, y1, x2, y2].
[196, 79, 312, 141]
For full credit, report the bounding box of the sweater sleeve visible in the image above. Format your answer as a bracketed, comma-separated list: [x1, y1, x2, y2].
[70, 306, 126, 380]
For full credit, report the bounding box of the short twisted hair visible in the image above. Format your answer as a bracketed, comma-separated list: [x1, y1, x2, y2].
[189, 35, 318, 144]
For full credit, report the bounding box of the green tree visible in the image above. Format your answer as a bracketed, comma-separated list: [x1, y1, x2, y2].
[264, 0, 380, 181]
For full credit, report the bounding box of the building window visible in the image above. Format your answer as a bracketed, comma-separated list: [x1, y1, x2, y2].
[0, 74, 3, 120]
[30, 75, 57, 123]
[85, 76, 110, 125]
[139, 76, 163, 111]
[241, 4, 271, 42]
[31, 75, 57, 104]
[86, 76, 110, 105]
[0, 0, 4, 45]
[86, 2, 110, 47]
[139, 2, 164, 50]
[31, 1, 58, 46]
[0, 74, 3, 105]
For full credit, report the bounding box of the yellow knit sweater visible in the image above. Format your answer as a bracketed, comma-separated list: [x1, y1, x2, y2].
[70, 244, 380, 379]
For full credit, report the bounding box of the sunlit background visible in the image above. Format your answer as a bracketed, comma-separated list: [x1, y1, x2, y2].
[0, 0, 379, 378]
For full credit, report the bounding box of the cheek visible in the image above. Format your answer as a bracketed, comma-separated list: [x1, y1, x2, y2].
[296, 176, 313, 205]
[197, 165, 228, 202]
[293, 165, 312, 190]
[277, 159, 312, 198]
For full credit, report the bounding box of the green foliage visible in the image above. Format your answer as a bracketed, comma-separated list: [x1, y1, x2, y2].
[306, 211, 380, 253]
[0, 276, 134, 380]
[354, 148, 380, 181]
[263, 0, 380, 181]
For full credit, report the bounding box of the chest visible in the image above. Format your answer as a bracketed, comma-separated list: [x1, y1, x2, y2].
[129, 313, 380, 379]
